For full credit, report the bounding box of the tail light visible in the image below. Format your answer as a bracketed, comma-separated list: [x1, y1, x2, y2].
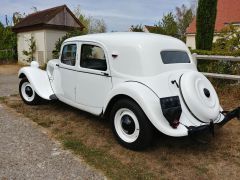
[160, 96, 182, 128]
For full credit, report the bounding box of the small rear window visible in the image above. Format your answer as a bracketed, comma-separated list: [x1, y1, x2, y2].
[161, 51, 190, 64]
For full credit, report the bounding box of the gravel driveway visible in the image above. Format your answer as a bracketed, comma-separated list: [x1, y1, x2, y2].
[0, 65, 19, 97]
[0, 65, 105, 179]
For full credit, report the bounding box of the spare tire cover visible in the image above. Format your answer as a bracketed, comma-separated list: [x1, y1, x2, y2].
[179, 71, 220, 123]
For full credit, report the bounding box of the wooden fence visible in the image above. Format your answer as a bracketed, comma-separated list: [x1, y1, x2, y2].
[192, 53, 240, 82]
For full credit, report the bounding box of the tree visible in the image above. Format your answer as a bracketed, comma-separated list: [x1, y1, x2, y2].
[151, 13, 178, 37]
[175, 4, 194, 41]
[213, 24, 240, 51]
[12, 12, 25, 25]
[196, 0, 218, 50]
[74, 5, 107, 34]
[52, 29, 85, 58]
[22, 35, 36, 62]
[0, 23, 17, 50]
[129, 24, 144, 32]
[89, 18, 107, 33]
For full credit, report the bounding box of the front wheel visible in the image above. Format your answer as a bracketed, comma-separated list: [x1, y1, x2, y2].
[19, 78, 42, 105]
[110, 99, 153, 150]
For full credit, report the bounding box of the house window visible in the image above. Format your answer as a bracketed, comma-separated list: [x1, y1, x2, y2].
[61, 44, 77, 66]
[80, 44, 107, 71]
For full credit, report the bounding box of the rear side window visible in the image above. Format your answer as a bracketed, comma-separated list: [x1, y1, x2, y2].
[61, 44, 77, 66]
[161, 51, 190, 64]
[80, 44, 107, 71]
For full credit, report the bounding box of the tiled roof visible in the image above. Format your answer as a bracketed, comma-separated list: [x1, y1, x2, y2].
[186, 0, 240, 34]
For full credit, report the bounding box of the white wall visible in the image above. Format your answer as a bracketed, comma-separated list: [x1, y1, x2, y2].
[186, 34, 196, 49]
[186, 34, 220, 50]
[17, 30, 45, 65]
[44, 30, 67, 61]
[17, 29, 67, 65]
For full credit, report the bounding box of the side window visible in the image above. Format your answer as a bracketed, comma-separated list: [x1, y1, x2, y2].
[61, 44, 77, 66]
[80, 44, 107, 71]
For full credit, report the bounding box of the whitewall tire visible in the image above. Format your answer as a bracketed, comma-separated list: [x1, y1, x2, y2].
[110, 98, 153, 150]
[19, 78, 42, 105]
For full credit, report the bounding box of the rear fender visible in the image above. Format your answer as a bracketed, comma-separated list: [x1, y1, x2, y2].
[18, 67, 54, 100]
[103, 82, 189, 137]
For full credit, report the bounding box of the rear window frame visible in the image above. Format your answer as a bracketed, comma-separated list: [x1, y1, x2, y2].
[160, 50, 191, 64]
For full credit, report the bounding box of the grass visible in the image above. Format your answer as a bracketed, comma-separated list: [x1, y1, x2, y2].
[1, 84, 240, 179]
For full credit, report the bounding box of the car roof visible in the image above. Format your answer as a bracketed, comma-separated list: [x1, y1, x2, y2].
[65, 32, 182, 47]
[64, 32, 194, 77]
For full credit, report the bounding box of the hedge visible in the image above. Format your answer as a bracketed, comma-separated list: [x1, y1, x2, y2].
[0, 49, 17, 63]
[190, 49, 240, 57]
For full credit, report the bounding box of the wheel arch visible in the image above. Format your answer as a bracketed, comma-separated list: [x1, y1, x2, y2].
[103, 94, 138, 120]
[19, 73, 27, 79]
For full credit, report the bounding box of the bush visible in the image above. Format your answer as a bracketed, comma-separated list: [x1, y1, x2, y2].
[191, 49, 240, 56]
[191, 49, 240, 85]
[0, 49, 17, 64]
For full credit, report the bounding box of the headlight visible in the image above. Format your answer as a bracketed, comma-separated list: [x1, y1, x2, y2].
[160, 96, 182, 128]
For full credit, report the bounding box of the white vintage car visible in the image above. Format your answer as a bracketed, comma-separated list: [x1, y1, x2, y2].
[18, 32, 239, 150]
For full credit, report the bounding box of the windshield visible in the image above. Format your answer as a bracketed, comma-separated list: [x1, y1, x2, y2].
[161, 51, 190, 64]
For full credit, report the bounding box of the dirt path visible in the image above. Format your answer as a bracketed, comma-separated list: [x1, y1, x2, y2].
[0, 65, 105, 179]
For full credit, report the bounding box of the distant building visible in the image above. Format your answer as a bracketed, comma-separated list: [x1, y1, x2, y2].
[142, 25, 158, 33]
[186, 0, 240, 49]
[12, 5, 84, 65]
[128, 25, 158, 33]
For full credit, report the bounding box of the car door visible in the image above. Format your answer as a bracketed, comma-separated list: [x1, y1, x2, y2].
[76, 42, 112, 108]
[53, 43, 78, 103]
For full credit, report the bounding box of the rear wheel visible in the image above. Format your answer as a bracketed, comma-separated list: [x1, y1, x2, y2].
[110, 98, 153, 150]
[19, 78, 42, 105]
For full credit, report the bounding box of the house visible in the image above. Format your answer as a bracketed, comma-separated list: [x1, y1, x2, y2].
[128, 25, 158, 33]
[186, 0, 240, 49]
[12, 5, 84, 65]
[143, 25, 158, 33]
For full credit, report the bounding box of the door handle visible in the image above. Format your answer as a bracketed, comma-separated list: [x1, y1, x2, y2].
[56, 64, 59, 67]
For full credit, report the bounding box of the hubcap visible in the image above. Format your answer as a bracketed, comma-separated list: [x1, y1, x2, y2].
[121, 115, 135, 135]
[25, 86, 33, 97]
[114, 108, 140, 143]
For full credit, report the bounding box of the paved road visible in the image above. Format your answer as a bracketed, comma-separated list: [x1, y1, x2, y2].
[0, 65, 105, 179]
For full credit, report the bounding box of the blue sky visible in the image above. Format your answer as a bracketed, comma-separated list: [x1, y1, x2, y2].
[0, 0, 195, 31]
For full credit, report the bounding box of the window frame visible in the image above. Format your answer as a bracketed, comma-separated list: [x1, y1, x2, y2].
[60, 43, 78, 67]
[79, 43, 108, 72]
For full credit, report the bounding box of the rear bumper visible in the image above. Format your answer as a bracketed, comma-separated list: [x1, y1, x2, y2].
[188, 124, 213, 136]
[188, 107, 240, 136]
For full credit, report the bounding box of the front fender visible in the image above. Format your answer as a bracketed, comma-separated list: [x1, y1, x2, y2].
[103, 81, 189, 137]
[18, 67, 54, 100]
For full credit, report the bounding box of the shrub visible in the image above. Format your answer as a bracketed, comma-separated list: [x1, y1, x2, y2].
[191, 49, 240, 56]
[0, 49, 17, 64]
[190, 49, 240, 85]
